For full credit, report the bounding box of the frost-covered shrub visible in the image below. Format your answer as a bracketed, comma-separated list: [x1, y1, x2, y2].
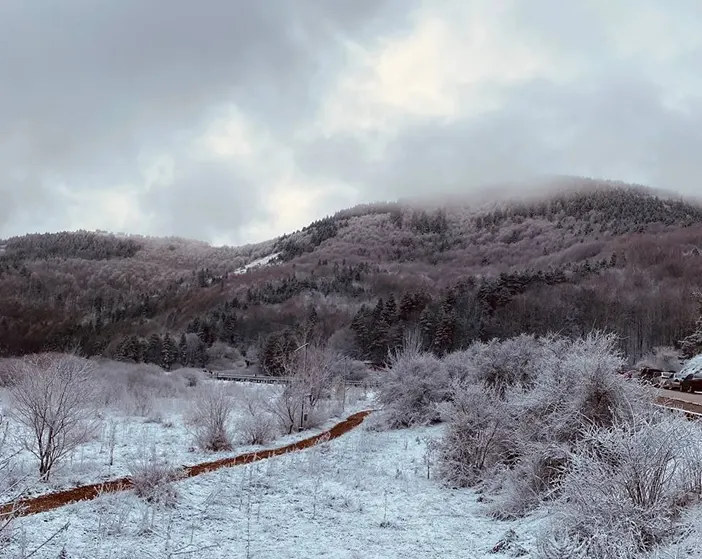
[185, 384, 234, 451]
[376, 352, 450, 428]
[128, 450, 179, 507]
[237, 387, 278, 445]
[436, 383, 511, 487]
[438, 331, 657, 519]
[486, 442, 570, 519]
[446, 334, 555, 392]
[541, 416, 702, 559]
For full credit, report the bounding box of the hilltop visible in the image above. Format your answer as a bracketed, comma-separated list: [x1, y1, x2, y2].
[1, 178, 702, 365]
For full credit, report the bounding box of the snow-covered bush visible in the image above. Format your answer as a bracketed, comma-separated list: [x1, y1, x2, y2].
[438, 332, 654, 517]
[447, 334, 552, 392]
[185, 383, 234, 451]
[268, 344, 340, 434]
[237, 388, 278, 445]
[540, 415, 702, 559]
[376, 352, 450, 429]
[128, 448, 179, 507]
[436, 383, 511, 487]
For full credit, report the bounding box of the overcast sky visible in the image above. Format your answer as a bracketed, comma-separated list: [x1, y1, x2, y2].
[2, 1, 702, 245]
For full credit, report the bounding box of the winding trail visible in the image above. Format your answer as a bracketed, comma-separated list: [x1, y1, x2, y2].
[0, 410, 374, 519]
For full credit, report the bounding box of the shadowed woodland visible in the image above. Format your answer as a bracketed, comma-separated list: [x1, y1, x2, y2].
[2, 179, 702, 366]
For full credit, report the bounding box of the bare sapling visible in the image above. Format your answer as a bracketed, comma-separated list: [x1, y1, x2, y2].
[9, 353, 100, 481]
[270, 342, 342, 433]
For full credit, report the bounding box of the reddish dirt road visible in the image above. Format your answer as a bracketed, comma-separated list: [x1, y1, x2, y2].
[0, 410, 374, 519]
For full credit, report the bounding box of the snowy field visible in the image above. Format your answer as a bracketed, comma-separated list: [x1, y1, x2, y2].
[0, 362, 373, 500]
[4, 420, 546, 559]
[7, 337, 702, 559]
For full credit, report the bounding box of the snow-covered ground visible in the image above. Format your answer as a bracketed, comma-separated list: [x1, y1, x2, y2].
[0, 379, 373, 500]
[5, 419, 546, 559]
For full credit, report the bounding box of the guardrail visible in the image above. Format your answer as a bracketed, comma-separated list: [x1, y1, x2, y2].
[655, 403, 702, 420]
[210, 372, 379, 388]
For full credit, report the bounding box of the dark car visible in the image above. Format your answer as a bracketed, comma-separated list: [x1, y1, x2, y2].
[637, 367, 663, 385]
[680, 371, 702, 393]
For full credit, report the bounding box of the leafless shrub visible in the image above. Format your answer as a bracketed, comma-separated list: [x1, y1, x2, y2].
[175, 368, 203, 388]
[128, 446, 180, 507]
[237, 388, 278, 445]
[436, 383, 510, 487]
[438, 331, 655, 518]
[186, 383, 234, 451]
[544, 416, 698, 559]
[9, 353, 100, 481]
[268, 343, 341, 434]
[376, 350, 450, 429]
[447, 334, 553, 393]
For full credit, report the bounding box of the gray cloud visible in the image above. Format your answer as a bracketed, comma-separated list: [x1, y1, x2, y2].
[297, 72, 702, 201]
[0, 0, 411, 239]
[2, 1, 702, 243]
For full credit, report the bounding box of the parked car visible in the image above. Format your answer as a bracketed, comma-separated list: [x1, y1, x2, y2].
[671, 355, 702, 392]
[637, 367, 664, 385]
[660, 370, 686, 390]
[680, 371, 702, 393]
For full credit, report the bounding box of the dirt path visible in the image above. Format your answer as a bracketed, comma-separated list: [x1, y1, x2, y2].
[0, 410, 374, 519]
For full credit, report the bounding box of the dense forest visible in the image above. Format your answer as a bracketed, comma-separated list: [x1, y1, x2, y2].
[2, 178, 702, 368]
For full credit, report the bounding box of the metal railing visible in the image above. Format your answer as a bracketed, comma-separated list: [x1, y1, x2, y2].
[210, 371, 379, 388]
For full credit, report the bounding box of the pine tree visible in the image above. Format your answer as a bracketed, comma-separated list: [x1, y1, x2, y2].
[399, 293, 414, 321]
[372, 298, 385, 321]
[178, 333, 188, 365]
[419, 307, 436, 349]
[194, 339, 208, 368]
[116, 334, 141, 362]
[307, 306, 319, 327]
[161, 334, 178, 371]
[382, 296, 397, 323]
[433, 312, 456, 356]
[145, 333, 162, 364]
[222, 314, 237, 344]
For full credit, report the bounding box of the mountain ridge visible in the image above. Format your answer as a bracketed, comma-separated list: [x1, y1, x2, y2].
[1, 178, 702, 366]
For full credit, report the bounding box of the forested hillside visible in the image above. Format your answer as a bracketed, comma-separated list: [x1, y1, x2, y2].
[2, 178, 702, 367]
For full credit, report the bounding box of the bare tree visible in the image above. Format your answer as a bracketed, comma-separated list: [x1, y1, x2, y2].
[269, 343, 343, 433]
[9, 353, 99, 481]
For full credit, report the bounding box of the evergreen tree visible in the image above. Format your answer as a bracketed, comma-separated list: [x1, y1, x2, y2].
[194, 338, 208, 368]
[419, 307, 436, 348]
[116, 334, 141, 362]
[307, 306, 319, 327]
[178, 333, 188, 365]
[161, 334, 178, 371]
[398, 293, 414, 321]
[433, 312, 456, 356]
[145, 333, 162, 364]
[382, 296, 397, 323]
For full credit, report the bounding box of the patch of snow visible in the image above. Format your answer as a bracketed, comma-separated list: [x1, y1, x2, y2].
[233, 252, 280, 275]
[681, 355, 702, 376]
